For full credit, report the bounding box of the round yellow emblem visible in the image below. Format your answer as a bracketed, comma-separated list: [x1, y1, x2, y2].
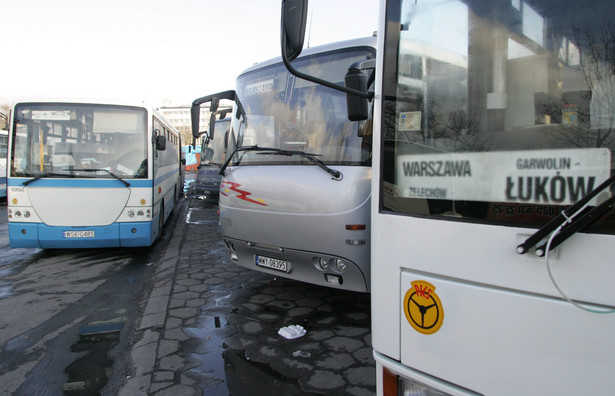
[403, 280, 444, 335]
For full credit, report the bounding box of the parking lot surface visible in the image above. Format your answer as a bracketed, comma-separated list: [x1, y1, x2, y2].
[119, 196, 375, 396]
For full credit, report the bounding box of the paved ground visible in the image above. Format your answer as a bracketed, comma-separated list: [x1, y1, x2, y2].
[117, 196, 375, 395]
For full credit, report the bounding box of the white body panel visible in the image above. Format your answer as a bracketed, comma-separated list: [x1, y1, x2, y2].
[26, 187, 130, 226]
[220, 165, 371, 291]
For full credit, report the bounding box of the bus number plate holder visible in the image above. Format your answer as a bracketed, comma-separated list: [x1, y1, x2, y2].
[63, 230, 95, 238]
[256, 255, 288, 272]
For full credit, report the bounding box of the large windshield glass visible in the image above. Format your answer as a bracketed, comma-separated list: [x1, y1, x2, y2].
[234, 47, 375, 166]
[383, 0, 615, 233]
[202, 118, 230, 166]
[11, 103, 148, 179]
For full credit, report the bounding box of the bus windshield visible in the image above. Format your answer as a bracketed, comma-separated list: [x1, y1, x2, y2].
[202, 118, 230, 166]
[234, 47, 374, 166]
[11, 103, 148, 179]
[383, 0, 615, 233]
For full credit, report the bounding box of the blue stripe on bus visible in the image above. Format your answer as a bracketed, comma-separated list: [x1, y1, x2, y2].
[154, 169, 178, 185]
[8, 221, 153, 248]
[8, 178, 153, 188]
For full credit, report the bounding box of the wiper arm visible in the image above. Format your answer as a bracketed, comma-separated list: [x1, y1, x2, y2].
[534, 193, 615, 256]
[219, 145, 342, 180]
[517, 175, 615, 255]
[72, 168, 131, 187]
[219, 145, 262, 175]
[261, 148, 342, 179]
[22, 172, 76, 186]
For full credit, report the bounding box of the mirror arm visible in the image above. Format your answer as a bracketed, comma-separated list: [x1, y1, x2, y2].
[281, 39, 374, 99]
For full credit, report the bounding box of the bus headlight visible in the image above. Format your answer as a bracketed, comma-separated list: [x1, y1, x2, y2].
[24, 211, 31, 218]
[15, 211, 22, 218]
[335, 259, 347, 272]
[137, 210, 144, 218]
[128, 210, 135, 218]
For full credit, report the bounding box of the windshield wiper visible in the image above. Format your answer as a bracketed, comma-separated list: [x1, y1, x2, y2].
[219, 145, 342, 179]
[22, 172, 77, 186]
[69, 168, 131, 187]
[517, 175, 615, 256]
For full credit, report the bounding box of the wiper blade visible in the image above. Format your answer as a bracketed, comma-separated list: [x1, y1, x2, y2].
[534, 193, 615, 256]
[22, 172, 76, 186]
[262, 148, 342, 179]
[71, 168, 131, 187]
[219, 145, 261, 175]
[517, 175, 615, 255]
[219, 145, 342, 179]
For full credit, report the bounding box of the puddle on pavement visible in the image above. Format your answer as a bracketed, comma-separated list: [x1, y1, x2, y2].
[63, 322, 123, 396]
[185, 315, 228, 395]
[223, 349, 304, 396]
[185, 207, 219, 225]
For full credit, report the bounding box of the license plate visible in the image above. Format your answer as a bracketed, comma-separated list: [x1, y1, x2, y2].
[256, 255, 288, 272]
[63, 230, 95, 238]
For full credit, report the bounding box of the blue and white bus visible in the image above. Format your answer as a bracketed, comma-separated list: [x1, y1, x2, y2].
[0, 129, 7, 199]
[7, 99, 184, 248]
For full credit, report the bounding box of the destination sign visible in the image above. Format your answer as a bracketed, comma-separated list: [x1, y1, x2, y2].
[396, 148, 611, 205]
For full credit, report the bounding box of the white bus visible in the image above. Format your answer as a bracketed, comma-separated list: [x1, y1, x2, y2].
[7, 99, 184, 248]
[0, 129, 7, 198]
[282, 0, 615, 394]
[194, 115, 231, 201]
[193, 38, 375, 292]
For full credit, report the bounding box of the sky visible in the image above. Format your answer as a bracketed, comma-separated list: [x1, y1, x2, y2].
[1, 0, 379, 107]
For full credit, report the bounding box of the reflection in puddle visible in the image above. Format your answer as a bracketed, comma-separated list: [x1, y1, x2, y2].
[63, 323, 123, 396]
[185, 315, 228, 395]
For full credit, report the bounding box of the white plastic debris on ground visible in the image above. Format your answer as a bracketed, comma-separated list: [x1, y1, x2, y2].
[278, 324, 306, 339]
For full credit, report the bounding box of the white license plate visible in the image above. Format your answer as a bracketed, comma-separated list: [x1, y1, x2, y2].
[63, 230, 95, 238]
[256, 255, 288, 272]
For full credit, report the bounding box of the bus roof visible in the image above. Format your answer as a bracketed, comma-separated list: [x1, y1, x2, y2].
[238, 36, 378, 77]
[10, 98, 178, 134]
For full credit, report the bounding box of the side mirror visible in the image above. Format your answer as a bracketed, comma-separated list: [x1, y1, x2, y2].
[281, 0, 309, 61]
[156, 135, 167, 151]
[280, 0, 373, 117]
[345, 67, 369, 121]
[191, 104, 201, 139]
[208, 113, 217, 140]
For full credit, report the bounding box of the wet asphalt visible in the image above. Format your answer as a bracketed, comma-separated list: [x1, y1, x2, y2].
[117, 193, 375, 395]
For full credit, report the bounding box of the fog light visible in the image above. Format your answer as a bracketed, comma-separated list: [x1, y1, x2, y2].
[335, 259, 347, 272]
[325, 274, 342, 285]
[230, 252, 238, 261]
[319, 258, 329, 270]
